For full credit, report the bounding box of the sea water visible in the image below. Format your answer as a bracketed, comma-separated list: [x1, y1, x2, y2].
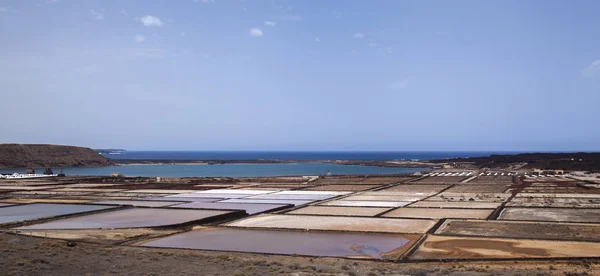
[1, 163, 426, 177]
[0, 151, 510, 177]
[105, 151, 506, 161]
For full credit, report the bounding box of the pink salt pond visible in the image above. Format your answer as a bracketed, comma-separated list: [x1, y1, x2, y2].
[141, 228, 419, 260]
[17, 208, 239, 229]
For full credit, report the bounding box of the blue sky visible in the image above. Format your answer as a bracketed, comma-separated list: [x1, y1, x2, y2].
[1, 0, 599, 151]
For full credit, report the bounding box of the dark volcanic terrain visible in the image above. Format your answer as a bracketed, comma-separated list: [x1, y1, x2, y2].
[0, 144, 111, 168]
[431, 152, 600, 171]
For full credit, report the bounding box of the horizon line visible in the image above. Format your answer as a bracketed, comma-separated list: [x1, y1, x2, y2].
[100, 149, 600, 153]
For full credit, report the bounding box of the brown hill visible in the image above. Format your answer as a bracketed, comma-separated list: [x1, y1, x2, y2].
[0, 144, 111, 168]
[431, 152, 600, 172]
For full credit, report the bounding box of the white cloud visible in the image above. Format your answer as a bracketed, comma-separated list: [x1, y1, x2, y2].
[134, 34, 145, 43]
[582, 60, 600, 78]
[0, 7, 8, 12]
[315, 38, 320, 42]
[249, 28, 263, 37]
[194, 0, 215, 3]
[388, 80, 408, 90]
[90, 10, 104, 20]
[353, 32, 365, 39]
[180, 32, 186, 37]
[368, 42, 378, 48]
[264, 21, 276, 27]
[46, 0, 59, 3]
[275, 15, 302, 21]
[139, 15, 164, 27]
[120, 9, 128, 16]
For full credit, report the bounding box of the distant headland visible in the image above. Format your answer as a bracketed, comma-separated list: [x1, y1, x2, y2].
[0, 144, 111, 168]
[1, 144, 599, 172]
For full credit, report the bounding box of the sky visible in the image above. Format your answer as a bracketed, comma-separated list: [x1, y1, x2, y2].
[1, 0, 599, 151]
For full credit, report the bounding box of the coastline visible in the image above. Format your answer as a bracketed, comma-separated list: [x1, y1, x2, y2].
[111, 159, 439, 168]
[3, 150, 599, 171]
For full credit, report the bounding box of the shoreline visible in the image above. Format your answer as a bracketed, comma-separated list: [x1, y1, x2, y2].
[110, 159, 439, 168]
[3, 152, 599, 171]
[0, 159, 436, 169]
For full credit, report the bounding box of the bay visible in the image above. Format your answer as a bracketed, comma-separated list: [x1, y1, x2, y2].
[1, 163, 426, 177]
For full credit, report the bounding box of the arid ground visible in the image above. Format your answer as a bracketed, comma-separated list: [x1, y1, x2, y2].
[1, 173, 599, 275]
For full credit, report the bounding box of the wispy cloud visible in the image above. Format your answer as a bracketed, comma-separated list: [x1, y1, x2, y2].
[90, 10, 104, 20]
[194, 0, 215, 3]
[46, 0, 59, 3]
[139, 15, 164, 27]
[249, 28, 263, 37]
[582, 60, 600, 78]
[353, 33, 365, 39]
[0, 6, 8, 12]
[264, 21, 276, 27]
[315, 38, 320, 42]
[134, 34, 145, 43]
[368, 42, 378, 48]
[275, 15, 302, 21]
[180, 32, 186, 37]
[388, 79, 408, 90]
[120, 9, 128, 16]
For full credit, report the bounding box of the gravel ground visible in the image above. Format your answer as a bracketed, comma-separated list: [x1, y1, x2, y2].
[1, 232, 598, 276]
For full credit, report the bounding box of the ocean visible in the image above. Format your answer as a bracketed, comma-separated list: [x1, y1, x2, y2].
[105, 151, 507, 161]
[1, 151, 507, 177]
[8, 163, 425, 177]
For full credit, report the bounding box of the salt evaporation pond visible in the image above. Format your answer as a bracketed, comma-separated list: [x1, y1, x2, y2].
[17, 208, 237, 229]
[0, 203, 115, 225]
[141, 228, 419, 260]
[172, 202, 291, 215]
